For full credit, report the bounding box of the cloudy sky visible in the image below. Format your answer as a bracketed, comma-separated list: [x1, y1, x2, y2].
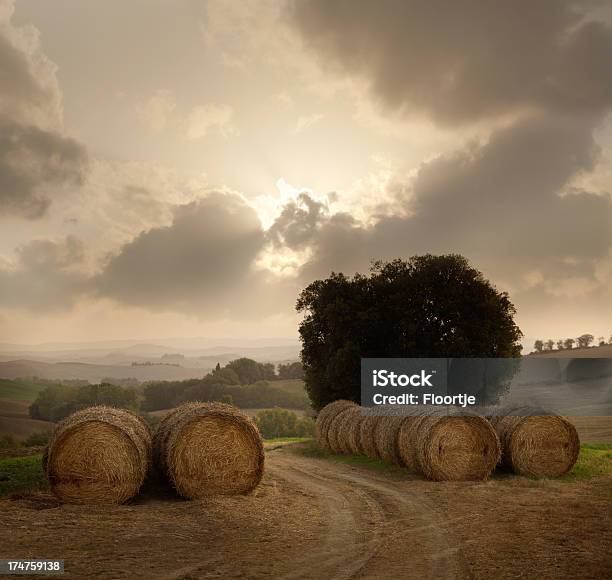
[0, 0, 611, 346]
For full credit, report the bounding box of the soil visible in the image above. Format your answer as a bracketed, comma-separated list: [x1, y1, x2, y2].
[0, 399, 53, 440]
[0, 444, 610, 579]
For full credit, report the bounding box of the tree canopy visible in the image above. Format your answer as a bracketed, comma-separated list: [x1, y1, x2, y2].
[297, 254, 523, 410]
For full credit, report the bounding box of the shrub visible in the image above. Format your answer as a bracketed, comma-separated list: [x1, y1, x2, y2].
[254, 408, 315, 439]
[0, 434, 18, 450]
[23, 431, 50, 447]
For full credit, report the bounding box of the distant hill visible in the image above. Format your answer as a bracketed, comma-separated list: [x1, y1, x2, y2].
[0, 360, 210, 383]
[528, 344, 612, 358]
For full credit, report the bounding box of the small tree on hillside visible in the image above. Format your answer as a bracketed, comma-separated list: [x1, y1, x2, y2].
[577, 334, 595, 348]
[556, 340, 564, 350]
[545, 339, 555, 351]
[564, 338, 575, 350]
[534, 340, 544, 353]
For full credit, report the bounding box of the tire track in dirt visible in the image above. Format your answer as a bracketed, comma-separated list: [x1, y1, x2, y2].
[268, 448, 471, 580]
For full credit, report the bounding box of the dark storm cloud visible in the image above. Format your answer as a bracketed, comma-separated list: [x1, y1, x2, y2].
[0, 3, 88, 218]
[284, 114, 611, 293]
[376, 115, 610, 261]
[283, 0, 612, 303]
[0, 121, 88, 218]
[0, 236, 88, 311]
[287, 0, 612, 125]
[95, 193, 272, 313]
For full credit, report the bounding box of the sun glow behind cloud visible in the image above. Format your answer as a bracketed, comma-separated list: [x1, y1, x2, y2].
[0, 0, 611, 345]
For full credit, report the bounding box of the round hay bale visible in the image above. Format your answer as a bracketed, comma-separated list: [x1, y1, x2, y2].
[398, 414, 500, 481]
[327, 405, 358, 453]
[44, 406, 152, 504]
[359, 414, 381, 459]
[336, 406, 364, 454]
[154, 402, 264, 498]
[373, 416, 405, 465]
[395, 413, 430, 473]
[489, 409, 580, 478]
[315, 400, 356, 450]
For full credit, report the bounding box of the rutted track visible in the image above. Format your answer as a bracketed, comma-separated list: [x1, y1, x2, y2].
[268, 447, 471, 579]
[1, 443, 609, 579]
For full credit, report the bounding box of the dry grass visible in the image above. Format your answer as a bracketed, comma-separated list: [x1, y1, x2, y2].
[490, 409, 580, 477]
[44, 406, 152, 504]
[154, 402, 264, 499]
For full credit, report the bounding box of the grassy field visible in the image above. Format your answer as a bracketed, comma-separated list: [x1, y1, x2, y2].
[3, 443, 609, 499]
[0, 378, 49, 402]
[560, 443, 612, 482]
[0, 454, 46, 496]
[293, 440, 612, 481]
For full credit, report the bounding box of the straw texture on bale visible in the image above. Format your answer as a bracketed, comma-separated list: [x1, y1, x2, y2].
[359, 414, 381, 459]
[373, 416, 405, 465]
[335, 406, 365, 454]
[44, 406, 152, 504]
[327, 405, 360, 453]
[489, 408, 580, 477]
[154, 402, 264, 498]
[397, 414, 501, 481]
[315, 400, 356, 450]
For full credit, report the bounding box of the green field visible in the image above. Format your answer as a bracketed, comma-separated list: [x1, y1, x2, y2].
[0, 454, 46, 496]
[560, 443, 612, 482]
[1, 443, 609, 499]
[0, 379, 49, 402]
[294, 442, 612, 481]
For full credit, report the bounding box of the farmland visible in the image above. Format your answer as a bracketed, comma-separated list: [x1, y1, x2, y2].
[0, 442, 610, 579]
[0, 399, 52, 440]
[0, 376, 310, 442]
[0, 370, 610, 577]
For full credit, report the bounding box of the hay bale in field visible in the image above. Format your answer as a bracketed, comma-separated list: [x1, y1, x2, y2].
[327, 405, 359, 453]
[315, 400, 356, 450]
[154, 402, 264, 498]
[359, 413, 381, 459]
[336, 406, 364, 454]
[489, 408, 580, 478]
[397, 414, 500, 481]
[373, 415, 405, 465]
[44, 406, 152, 504]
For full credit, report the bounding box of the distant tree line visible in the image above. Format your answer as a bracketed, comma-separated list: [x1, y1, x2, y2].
[29, 383, 138, 422]
[28, 358, 308, 422]
[533, 333, 612, 353]
[140, 358, 306, 411]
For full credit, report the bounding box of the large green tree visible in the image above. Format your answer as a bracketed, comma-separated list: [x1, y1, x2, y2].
[297, 254, 523, 410]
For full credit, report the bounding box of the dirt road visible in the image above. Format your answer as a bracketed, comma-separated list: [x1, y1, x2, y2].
[0, 444, 610, 579]
[268, 451, 470, 580]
